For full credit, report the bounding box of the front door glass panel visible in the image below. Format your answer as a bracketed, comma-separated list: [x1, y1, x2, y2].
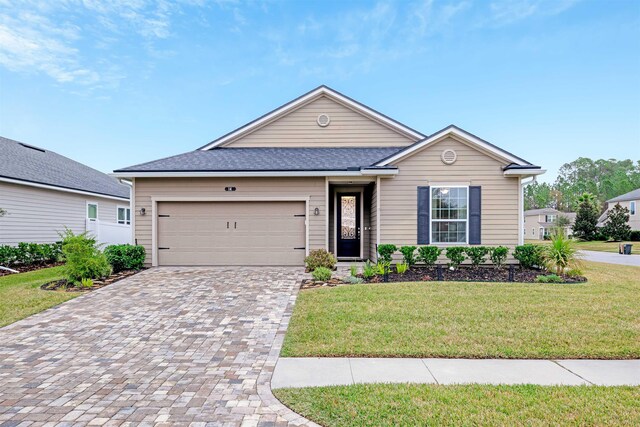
[341, 196, 356, 240]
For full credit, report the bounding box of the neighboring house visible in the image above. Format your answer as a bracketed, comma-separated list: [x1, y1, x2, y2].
[523, 208, 576, 240]
[0, 136, 132, 246]
[597, 188, 640, 230]
[113, 86, 544, 266]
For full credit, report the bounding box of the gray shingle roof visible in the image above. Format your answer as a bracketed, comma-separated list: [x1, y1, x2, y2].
[607, 188, 640, 203]
[115, 147, 405, 172]
[0, 136, 130, 199]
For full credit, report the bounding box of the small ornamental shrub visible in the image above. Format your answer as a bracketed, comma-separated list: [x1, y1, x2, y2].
[465, 246, 489, 267]
[513, 244, 545, 269]
[80, 278, 94, 288]
[490, 246, 509, 269]
[445, 247, 466, 269]
[350, 264, 358, 277]
[395, 262, 409, 274]
[566, 268, 583, 278]
[0, 242, 62, 267]
[104, 244, 146, 273]
[345, 275, 364, 284]
[375, 262, 388, 275]
[312, 267, 332, 282]
[536, 274, 563, 283]
[545, 233, 579, 275]
[377, 244, 397, 264]
[417, 246, 442, 266]
[304, 249, 337, 272]
[362, 261, 375, 279]
[399, 246, 417, 266]
[61, 230, 111, 284]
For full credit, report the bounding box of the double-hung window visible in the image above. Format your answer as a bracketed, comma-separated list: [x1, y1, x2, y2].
[431, 186, 468, 243]
[117, 207, 131, 225]
[631, 201, 636, 215]
[87, 203, 98, 221]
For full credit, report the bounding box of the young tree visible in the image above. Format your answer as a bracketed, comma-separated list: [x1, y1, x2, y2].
[572, 193, 599, 241]
[602, 204, 631, 241]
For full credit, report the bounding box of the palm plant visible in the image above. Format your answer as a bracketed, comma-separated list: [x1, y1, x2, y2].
[545, 233, 580, 275]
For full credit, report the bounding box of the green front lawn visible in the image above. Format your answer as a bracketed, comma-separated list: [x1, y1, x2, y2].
[274, 384, 640, 427]
[282, 262, 640, 359]
[0, 267, 80, 328]
[526, 239, 636, 253]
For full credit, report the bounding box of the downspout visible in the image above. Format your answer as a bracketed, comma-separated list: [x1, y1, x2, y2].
[519, 176, 537, 245]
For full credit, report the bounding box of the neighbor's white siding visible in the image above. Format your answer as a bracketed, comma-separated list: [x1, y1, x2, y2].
[0, 181, 128, 245]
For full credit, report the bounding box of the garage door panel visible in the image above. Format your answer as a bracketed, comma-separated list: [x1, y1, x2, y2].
[157, 201, 306, 266]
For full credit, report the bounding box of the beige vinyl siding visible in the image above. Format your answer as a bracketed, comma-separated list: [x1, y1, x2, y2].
[370, 182, 378, 262]
[0, 181, 124, 245]
[222, 96, 417, 148]
[379, 136, 520, 253]
[134, 177, 326, 265]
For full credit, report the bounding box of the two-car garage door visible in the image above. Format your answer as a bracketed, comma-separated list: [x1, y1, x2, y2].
[157, 201, 306, 266]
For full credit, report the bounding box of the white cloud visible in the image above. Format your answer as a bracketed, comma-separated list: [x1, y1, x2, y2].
[489, 0, 581, 26]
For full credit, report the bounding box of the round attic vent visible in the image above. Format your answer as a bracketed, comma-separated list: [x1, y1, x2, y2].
[441, 149, 457, 165]
[317, 113, 331, 127]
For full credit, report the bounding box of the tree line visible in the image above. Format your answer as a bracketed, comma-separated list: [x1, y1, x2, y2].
[524, 158, 640, 212]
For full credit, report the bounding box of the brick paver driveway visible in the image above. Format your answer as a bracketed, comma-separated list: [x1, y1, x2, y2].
[0, 267, 316, 427]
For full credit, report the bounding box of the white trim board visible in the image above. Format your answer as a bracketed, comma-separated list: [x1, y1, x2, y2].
[112, 170, 399, 179]
[199, 86, 425, 150]
[0, 176, 130, 202]
[375, 126, 534, 168]
[150, 196, 310, 267]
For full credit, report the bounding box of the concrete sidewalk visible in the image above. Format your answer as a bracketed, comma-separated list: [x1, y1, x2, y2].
[272, 358, 640, 388]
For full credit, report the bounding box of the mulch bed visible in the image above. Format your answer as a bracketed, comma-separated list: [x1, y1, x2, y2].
[0, 262, 65, 277]
[301, 266, 587, 290]
[41, 269, 145, 293]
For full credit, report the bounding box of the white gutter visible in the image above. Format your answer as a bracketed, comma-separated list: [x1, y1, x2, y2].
[503, 169, 546, 177]
[0, 176, 130, 202]
[112, 169, 399, 178]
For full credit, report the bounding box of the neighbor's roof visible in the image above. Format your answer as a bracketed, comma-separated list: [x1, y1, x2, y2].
[524, 208, 576, 217]
[0, 136, 130, 199]
[607, 188, 640, 203]
[114, 147, 405, 172]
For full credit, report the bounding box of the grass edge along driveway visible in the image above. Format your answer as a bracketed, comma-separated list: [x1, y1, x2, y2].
[274, 383, 640, 427]
[0, 266, 79, 328]
[281, 262, 640, 359]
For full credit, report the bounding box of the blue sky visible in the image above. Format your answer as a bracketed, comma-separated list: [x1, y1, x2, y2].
[0, 0, 638, 182]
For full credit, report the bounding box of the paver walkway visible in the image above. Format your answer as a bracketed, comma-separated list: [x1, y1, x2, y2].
[579, 250, 640, 266]
[0, 267, 318, 427]
[272, 358, 640, 388]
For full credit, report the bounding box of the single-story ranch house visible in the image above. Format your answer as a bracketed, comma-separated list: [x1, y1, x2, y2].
[114, 86, 544, 266]
[0, 136, 131, 246]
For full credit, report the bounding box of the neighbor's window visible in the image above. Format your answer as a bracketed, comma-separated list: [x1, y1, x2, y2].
[431, 187, 468, 243]
[87, 203, 98, 221]
[631, 201, 636, 215]
[545, 214, 556, 223]
[117, 207, 131, 225]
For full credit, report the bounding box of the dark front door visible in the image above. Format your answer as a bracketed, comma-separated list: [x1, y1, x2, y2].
[337, 193, 361, 258]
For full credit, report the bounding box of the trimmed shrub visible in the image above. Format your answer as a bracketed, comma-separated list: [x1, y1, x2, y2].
[304, 249, 336, 272]
[377, 244, 397, 264]
[513, 244, 545, 269]
[61, 230, 111, 284]
[0, 242, 62, 267]
[490, 246, 509, 269]
[417, 246, 442, 266]
[465, 246, 489, 267]
[312, 267, 332, 281]
[104, 244, 146, 273]
[399, 246, 417, 266]
[445, 247, 466, 269]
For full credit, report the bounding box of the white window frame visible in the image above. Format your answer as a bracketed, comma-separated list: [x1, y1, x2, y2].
[545, 214, 556, 223]
[117, 206, 131, 225]
[87, 202, 98, 221]
[631, 201, 636, 215]
[429, 185, 469, 245]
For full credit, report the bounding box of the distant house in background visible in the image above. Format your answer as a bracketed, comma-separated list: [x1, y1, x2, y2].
[597, 188, 640, 231]
[524, 208, 576, 240]
[0, 136, 131, 246]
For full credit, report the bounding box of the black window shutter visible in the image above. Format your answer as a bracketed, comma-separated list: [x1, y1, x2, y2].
[469, 186, 482, 245]
[417, 186, 430, 244]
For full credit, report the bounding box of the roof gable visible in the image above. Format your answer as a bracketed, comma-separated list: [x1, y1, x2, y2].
[199, 86, 425, 150]
[375, 125, 535, 167]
